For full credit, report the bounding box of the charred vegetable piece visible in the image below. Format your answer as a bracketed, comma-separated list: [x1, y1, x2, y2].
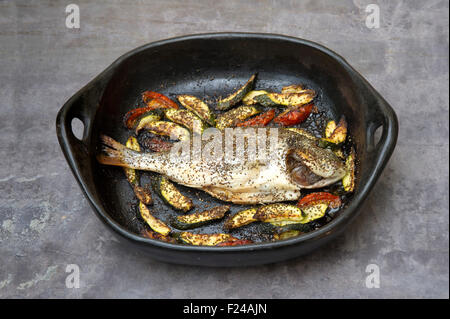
[140, 136, 173, 153]
[156, 176, 193, 212]
[342, 148, 356, 192]
[142, 91, 179, 109]
[287, 127, 317, 140]
[254, 90, 315, 107]
[217, 74, 257, 110]
[176, 232, 239, 246]
[124, 137, 141, 185]
[123, 107, 162, 129]
[124, 137, 152, 205]
[242, 90, 268, 105]
[136, 120, 190, 141]
[274, 230, 301, 240]
[139, 202, 171, 236]
[171, 205, 230, 230]
[260, 221, 312, 236]
[177, 95, 215, 126]
[165, 108, 206, 134]
[333, 148, 346, 159]
[133, 185, 153, 205]
[134, 113, 161, 133]
[281, 84, 305, 94]
[215, 106, 260, 130]
[223, 207, 258, 230]
[301, 203, 328, 223]
[236, 109, 275, 127]
[297, 192, 341, 209]
[254, 204, 304, 224]
[273, 103, 314, 126]
[141, 229, 177, 243]
[216, 239, 253, 246]
[320, 117, 348, 145]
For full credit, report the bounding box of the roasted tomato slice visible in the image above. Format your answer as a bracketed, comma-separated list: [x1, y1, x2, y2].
[297, 192, 342, 209]
[273, 103, 314, 126]
[216, 239, 253, 246]
[142, 91, 179, 109]
[236, 109, 276, 127]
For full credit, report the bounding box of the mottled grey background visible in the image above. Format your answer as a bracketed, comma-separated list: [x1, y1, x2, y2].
[0, 0, 448, 298]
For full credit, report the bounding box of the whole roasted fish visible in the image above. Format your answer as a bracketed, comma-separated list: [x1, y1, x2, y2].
[97, 129, 347, 204]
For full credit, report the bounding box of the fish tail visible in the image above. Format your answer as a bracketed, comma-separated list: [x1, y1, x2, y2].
[97, 135, 131, 167]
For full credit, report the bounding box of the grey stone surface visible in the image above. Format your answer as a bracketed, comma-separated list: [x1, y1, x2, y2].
[0, 0, 448, 298]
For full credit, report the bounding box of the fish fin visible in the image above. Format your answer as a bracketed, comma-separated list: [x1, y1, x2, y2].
[97, 135, 129, 167]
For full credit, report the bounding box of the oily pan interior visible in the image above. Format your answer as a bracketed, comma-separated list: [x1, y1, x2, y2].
[91, 37, 365, 243]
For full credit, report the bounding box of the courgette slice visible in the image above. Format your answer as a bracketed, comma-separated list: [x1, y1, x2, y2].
[134, 113, 162, 133]
[281, 84, 305, 94]
[260, 220, 313, 236]
[155, 176, 194, 212]
[274, 230, 301, 240]
[301, 203, 328, 223]
[139, 202, 171, 236]
[136, 120, 190, 141]
[124, 137, 152, 205]
[254, 90, 315, 107]
[217, 74, 257, 110]
[176, 232, 238, 246]
[124, 136, 140, 186]
[223, 207, 258, 230]
[177, 95, 215, 126]
[242, 90, 268, 105]
[254, 204, 304, 224]
[215, 106, 260, 130]
[320, 117, 347, 145]
[342, 148, 356, 192]
[171, 205, 230, 230]
[164, 108, 206, 135]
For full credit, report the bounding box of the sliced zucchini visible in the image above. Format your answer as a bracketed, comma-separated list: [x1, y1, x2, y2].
[133, 113, 161, 133]
[301, 203, 328, 223]
[139, 202, 171, 236]
[177, 95, 215, 126]
[136, 120, 190, 141]
[133, 185, 153, 205]
[242, 90, 268, 105]
[274, 230, 301, 240]
[176, 232, 238, 246]
[215, 106, 260, 130]
[223, 207, 258, 230]
[124, 137, 152, 205]
[164, 108, 206, 135]
[171, 205, 230, 230]
[254, 203, 304, 224]
[254, 90, 315, 107]
[217, 74, 257, 110]
[124, 136, 141, 186]
[342, 148, 356, 192]
[321, 117, 347, 145]
[260, 221, 313, 235]
[155, 176, 194, 212]
[281, 84, 305, 94]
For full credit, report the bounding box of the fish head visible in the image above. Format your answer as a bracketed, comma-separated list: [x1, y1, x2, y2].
[285, 136, 347, 189]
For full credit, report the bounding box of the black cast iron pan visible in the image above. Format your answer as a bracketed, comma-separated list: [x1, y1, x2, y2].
[56, 33, 398, 266]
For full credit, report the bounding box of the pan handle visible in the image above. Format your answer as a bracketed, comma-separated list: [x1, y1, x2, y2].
[365, 95, 398, 178]
[56, 72, 111, 179]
